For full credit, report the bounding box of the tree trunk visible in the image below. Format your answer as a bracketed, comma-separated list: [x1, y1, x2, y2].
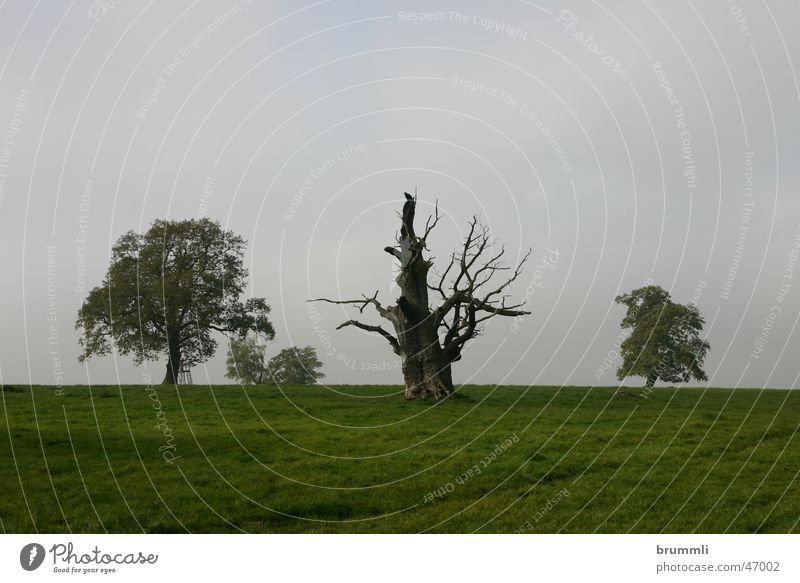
[393, 212, 454, 401]
[162, 342, 181, 385]
[399, 313, 453, 400]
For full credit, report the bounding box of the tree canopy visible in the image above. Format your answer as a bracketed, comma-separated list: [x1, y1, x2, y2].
[76, 218, 274, 383]
[226, 341, 324, 385]
[225, 334, 270, 384]
[267, 346, 325, 385]
[615, 285, 709, 387]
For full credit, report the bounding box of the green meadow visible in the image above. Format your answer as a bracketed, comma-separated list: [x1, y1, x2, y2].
[1, 384, 798, 533]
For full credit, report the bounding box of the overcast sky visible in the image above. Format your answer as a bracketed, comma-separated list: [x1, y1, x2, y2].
[1, 0, 799, 389]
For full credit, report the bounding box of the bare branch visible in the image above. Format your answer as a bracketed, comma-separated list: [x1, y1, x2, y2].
[472, 299, 530, 323]
[336, 319, 400, 355]
[384, 246, 402, 260]
[309, 291, 392, 319]
[421, 199, 441, 244]
[479, 247, 532, 305]
[433, 226, 532, 335]
[443, 305, 477, 358]
[450, 218, 478, 292]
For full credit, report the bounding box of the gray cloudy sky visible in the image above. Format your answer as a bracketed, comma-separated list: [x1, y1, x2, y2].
[1, 0, 799, 389]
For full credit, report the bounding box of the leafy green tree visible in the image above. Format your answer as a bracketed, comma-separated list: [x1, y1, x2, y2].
[225, 334, 270, 384]
[76, 218, 274, 384]
[615, 285, 709, 387]
[267, 346, 325, 385]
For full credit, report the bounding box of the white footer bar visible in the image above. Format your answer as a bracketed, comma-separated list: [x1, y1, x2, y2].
[1, 534, 796, 582]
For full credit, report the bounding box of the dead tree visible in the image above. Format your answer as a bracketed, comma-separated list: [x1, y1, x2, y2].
[311, 194, 531, 400]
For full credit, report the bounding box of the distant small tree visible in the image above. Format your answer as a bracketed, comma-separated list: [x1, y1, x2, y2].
[267, 346, 325, 385]
[615, 285, 710, 387]
[225, 334, 270, 384]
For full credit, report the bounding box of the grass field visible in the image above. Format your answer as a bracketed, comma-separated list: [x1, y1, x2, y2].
[1, 384, 798, 533]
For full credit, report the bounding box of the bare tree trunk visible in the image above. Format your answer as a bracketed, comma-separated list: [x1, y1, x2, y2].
[393, 206, 454, 400]
[162, 342, 181, 385]
[398, 311, 453, 400]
